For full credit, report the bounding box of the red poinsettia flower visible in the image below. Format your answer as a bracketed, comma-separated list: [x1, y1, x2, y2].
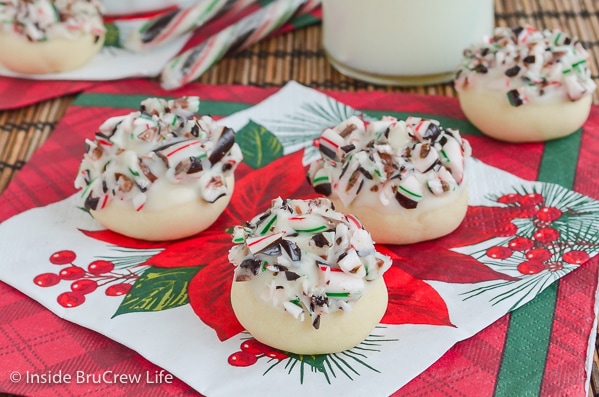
[81, 149, 517, 341]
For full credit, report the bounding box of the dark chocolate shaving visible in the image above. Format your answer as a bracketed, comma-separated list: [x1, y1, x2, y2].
[423, 123, 442, 141]
[84, 194, 100, 211]
[311, 233, 331, 248]
[319, 144, 337, 160]
[280, 240, 301, 262]
[312, 314, 321, 330]
[208, 127, 235, 165]
[285, 271, 301, 281]
[505, 65, 521, 77]
[394, 190, 418, 209]
[314, 182, 332, 196]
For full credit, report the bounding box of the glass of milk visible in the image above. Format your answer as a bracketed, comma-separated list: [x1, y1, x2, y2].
[322, 0, 495, 86]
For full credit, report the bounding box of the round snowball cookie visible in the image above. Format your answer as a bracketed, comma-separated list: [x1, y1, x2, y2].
[455, 25, 596, 143]
[0, 0, 106, 74]
[307, 115, 472, 245]
[74, 96, 243, 241]
[229, 197, 392, 355]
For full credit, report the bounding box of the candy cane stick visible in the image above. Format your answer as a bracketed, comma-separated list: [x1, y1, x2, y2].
[125, 0, 259, 52]
[160, 0, 320, 90]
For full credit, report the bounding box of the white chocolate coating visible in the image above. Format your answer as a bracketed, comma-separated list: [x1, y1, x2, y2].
[455, 26, 595, 142]
[75, 97, 242, 241]
[307, 115, 471, 245]
[229, 197, 392, 354]
[0, 0, 106, 74]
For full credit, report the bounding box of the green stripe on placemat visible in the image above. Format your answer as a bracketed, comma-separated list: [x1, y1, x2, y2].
[494, 130, 582, 396]
[73, 93, 252, 116]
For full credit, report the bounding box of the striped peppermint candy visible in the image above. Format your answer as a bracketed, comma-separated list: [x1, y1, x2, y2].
[125, 0, 259, 51]
[160, 0, 318, 90]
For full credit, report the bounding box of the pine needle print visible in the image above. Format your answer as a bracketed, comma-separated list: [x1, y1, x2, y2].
[460, 183, 599, 311]
[264, 97, 364, 164]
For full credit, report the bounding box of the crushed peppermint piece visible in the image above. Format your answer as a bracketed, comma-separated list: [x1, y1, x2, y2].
[74, 96, 242, 212]
[307, 115, 471, 209]
[455, 25, 596, 105]
[0, 0, 106, 42]
[229, 197, 391, 329]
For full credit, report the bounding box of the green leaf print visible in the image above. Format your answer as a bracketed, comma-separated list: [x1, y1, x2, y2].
[237, 120, 284, 169]
[112, 265, 203, 317]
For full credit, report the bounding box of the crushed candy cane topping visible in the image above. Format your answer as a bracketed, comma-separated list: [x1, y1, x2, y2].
[0, 0, 105, 41]
[454, 25, 596, 105]
[229, 197, 392, 329]
[307, 115, 471, 210]
[74, 96, 242, 212]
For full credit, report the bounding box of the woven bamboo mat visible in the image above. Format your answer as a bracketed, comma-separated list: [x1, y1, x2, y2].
[0, 1, 599, 396]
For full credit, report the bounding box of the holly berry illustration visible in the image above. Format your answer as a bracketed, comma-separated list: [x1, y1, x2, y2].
[536, 207, 562, 222]
[524, 248, 552, 262]
[49, 250, 76, 265]
[33, 273, 60, 287]
[229, 338, 288, 367]
[486, 246, 513, 260]
[520, 193, 544, 207]
[58, 266, 86, 280]
[228, 351, 258, 367]
[88, 260, 115, 275]
[563, 250, 589, 265]
[533, 227, 560, 243]
[517, 260, 545, 275]
[71, 279, 98, 294]
[35, 249, 143, 308]
[508, 237, 534, 251]
[105, 283, 132, 296]
[497, 193, 522, 205]
[496, 222, 518, 237]
[57, 291, 85, 308]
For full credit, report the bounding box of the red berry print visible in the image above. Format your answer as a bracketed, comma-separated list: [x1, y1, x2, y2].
[519, 205, 538, 219]
[520, 193, 544, 206]
[240, 338, 270, 355]
[58, 266, 86, 280]
[562, 250, 589, 265]
[265, 351, 288, 360]
[57, 291, 85, 308]
[88, 260, 115, 275]
[486, 246, 513, 259]
[228, 351, 258, 367]
[33, 273, 60, 287]
[71, 279, 98, 294]
[533, 227, 560, 243]
[517, 260, 545, 275]
[49, 250, 76, 265]
[536, 207, 562, 222]
[497, 193, 522, 205]
[508, 237, 534, 251]
[525, 248, 552, 262]
[546, 262, 564, 272]
[105, 283, 132, 296]
[496, 222, 518, 237]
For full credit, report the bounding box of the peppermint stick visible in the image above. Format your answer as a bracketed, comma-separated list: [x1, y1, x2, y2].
[160, 0, 319, 90]
[125, 0, 259, 52]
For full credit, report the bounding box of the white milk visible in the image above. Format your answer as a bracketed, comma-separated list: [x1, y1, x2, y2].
[322, 0, 494, 85]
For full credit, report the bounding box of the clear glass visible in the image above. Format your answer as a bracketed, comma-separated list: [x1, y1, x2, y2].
[322, 0, 495, 86]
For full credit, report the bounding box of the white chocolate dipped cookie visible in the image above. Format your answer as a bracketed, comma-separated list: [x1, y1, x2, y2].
[307, 115, 471, 245]
[455, 26, 596, 143]
[0, 0, 106, 74]
[74, 96, 243, 241]
[229, 197, 392, 355]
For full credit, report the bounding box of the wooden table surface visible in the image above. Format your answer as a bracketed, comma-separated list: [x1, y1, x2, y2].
[1, 1, 599, 396]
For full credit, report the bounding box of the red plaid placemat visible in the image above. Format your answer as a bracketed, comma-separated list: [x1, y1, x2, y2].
[0, 80, 597, 396]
